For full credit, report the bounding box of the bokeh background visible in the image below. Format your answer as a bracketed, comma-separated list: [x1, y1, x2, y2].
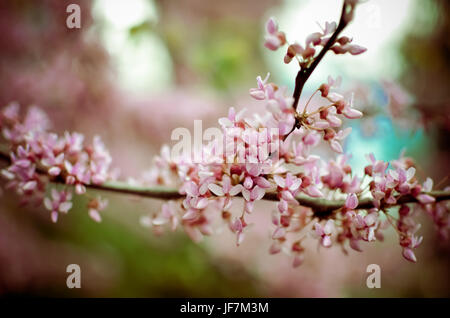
[0, 0, 449, 297]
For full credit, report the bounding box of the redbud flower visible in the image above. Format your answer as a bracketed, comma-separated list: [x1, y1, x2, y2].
[88, 196, 108, 223]
[314, 220, 334, 247]
[416, 178, 435, 204]
[264, 17, 286, 51]
[345, 193, 358, 210]
[249, 73, 271, 100]
[43, 189, 73, 223]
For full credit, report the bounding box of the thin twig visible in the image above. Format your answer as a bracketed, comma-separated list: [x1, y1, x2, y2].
[292, 1, 349, 112]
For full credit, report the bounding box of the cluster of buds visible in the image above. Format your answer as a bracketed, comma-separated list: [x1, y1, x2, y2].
[262, 15, 366, 66]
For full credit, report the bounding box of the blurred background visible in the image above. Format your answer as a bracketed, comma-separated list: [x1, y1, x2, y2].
[0, 0, 449, 297]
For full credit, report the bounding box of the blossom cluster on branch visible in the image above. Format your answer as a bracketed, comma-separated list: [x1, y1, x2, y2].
[0, 103, 113, 223]
[0, 0, 449, 267]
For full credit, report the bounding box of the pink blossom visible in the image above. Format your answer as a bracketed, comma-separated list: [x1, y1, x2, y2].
[274, 173, 302, 204]
[345, 193, 358, 210]
[264, 17, 286, 51]
[249, 73, 270, 100]
[88, 196, 108, 223]
[43, 189, 73, 223]
[314, 220, 334, 247]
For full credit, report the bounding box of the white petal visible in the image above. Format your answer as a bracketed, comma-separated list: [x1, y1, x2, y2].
[51, 211, 58, 223]
[229, 184, 243, 196]
[273, 175, 285, 188]
[208, 183, 225, 196]
[139, 216, 152, 227]
[89, 209, 102, 223]
[182, 209, 197, 220]
[406, 167, 416, 181]
[423, 177, 433, 192]
[289, 178, 302, 192]
[59, 202, 72, 213]
[242, 188, 250, 201]
[44, 198, 53, 210]
[324, 220, 334, 235]
[218, 117, 233, 127]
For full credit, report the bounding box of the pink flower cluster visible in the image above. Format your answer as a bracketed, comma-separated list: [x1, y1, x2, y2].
[0, 0, 448, 268]
[0, 102, 111, 222]
[263, 15, 366, 65]
[139, 12, 449, 266]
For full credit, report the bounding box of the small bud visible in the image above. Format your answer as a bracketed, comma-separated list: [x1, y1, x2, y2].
[335, 100, 346, 113]
[337, 36, 352, 45]
[364, 165, 373, 176]
[302, 47, 316, 59]
[323, 128, 336, 141]
[319, 83, 330, 97]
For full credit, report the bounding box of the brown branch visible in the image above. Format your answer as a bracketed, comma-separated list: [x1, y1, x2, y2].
[292, 1, 350, 112]
[1, 145, 449, 219]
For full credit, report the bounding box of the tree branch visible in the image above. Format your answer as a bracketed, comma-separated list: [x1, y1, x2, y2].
[292, 1, 349, 112]
[1, 145, 448, 219]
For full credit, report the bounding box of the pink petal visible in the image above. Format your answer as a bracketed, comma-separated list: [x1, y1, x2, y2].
[182, 209, 197, 220]
[218, 117, 233, 127]
[195, 198, 209, 209]
[322, 236, 332, 248]
[256, 176, 272, 189]
[417, 194, 435, 204]
[185, 181, 199, 197]
[273, 175, 285, 188]
[236, 231, 245, 246]
[289, 178, 302, 192]
[231, 218, 243, 232]
[243, 176, 253, 189]
[59, 202, 72, 213]
[350, 238, 362, 252]
[345, 193, 358, 210]
[269, 242, 282, 254]
[292, 255, 304, 268]
[244, 200, 254, 213]
[422, 178, 433, 192]
[229, 184, 243, 196]
[266, 17, 278, 34]
[402, 248, 417, 263]
[89, 209, 102, 223]
[208, 183, 224, 196]
[264, 35, 281, 51]
[44, 198, 53, 211]
[249, 89, 266, 100]
[343, 107, 363, 119]
[75, 184, 86, 195]
[242, 188, 250, 201]
[323, 220, 334, 235]
[330, 139, 343, 153]
[251, 186, 265, 201]
[48, 167, 61, 176]
[314, 223, 324, 236]
[277, 199, 288, 214]
[348, 44, 367, 55]
[51, 211, 58, 223]
[23, 181, 37, 191]
[222, 175, 231, 193]
[272, 227, 286, 239]
[281, 190, 295, 202]
[306, 186, 323, 198]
